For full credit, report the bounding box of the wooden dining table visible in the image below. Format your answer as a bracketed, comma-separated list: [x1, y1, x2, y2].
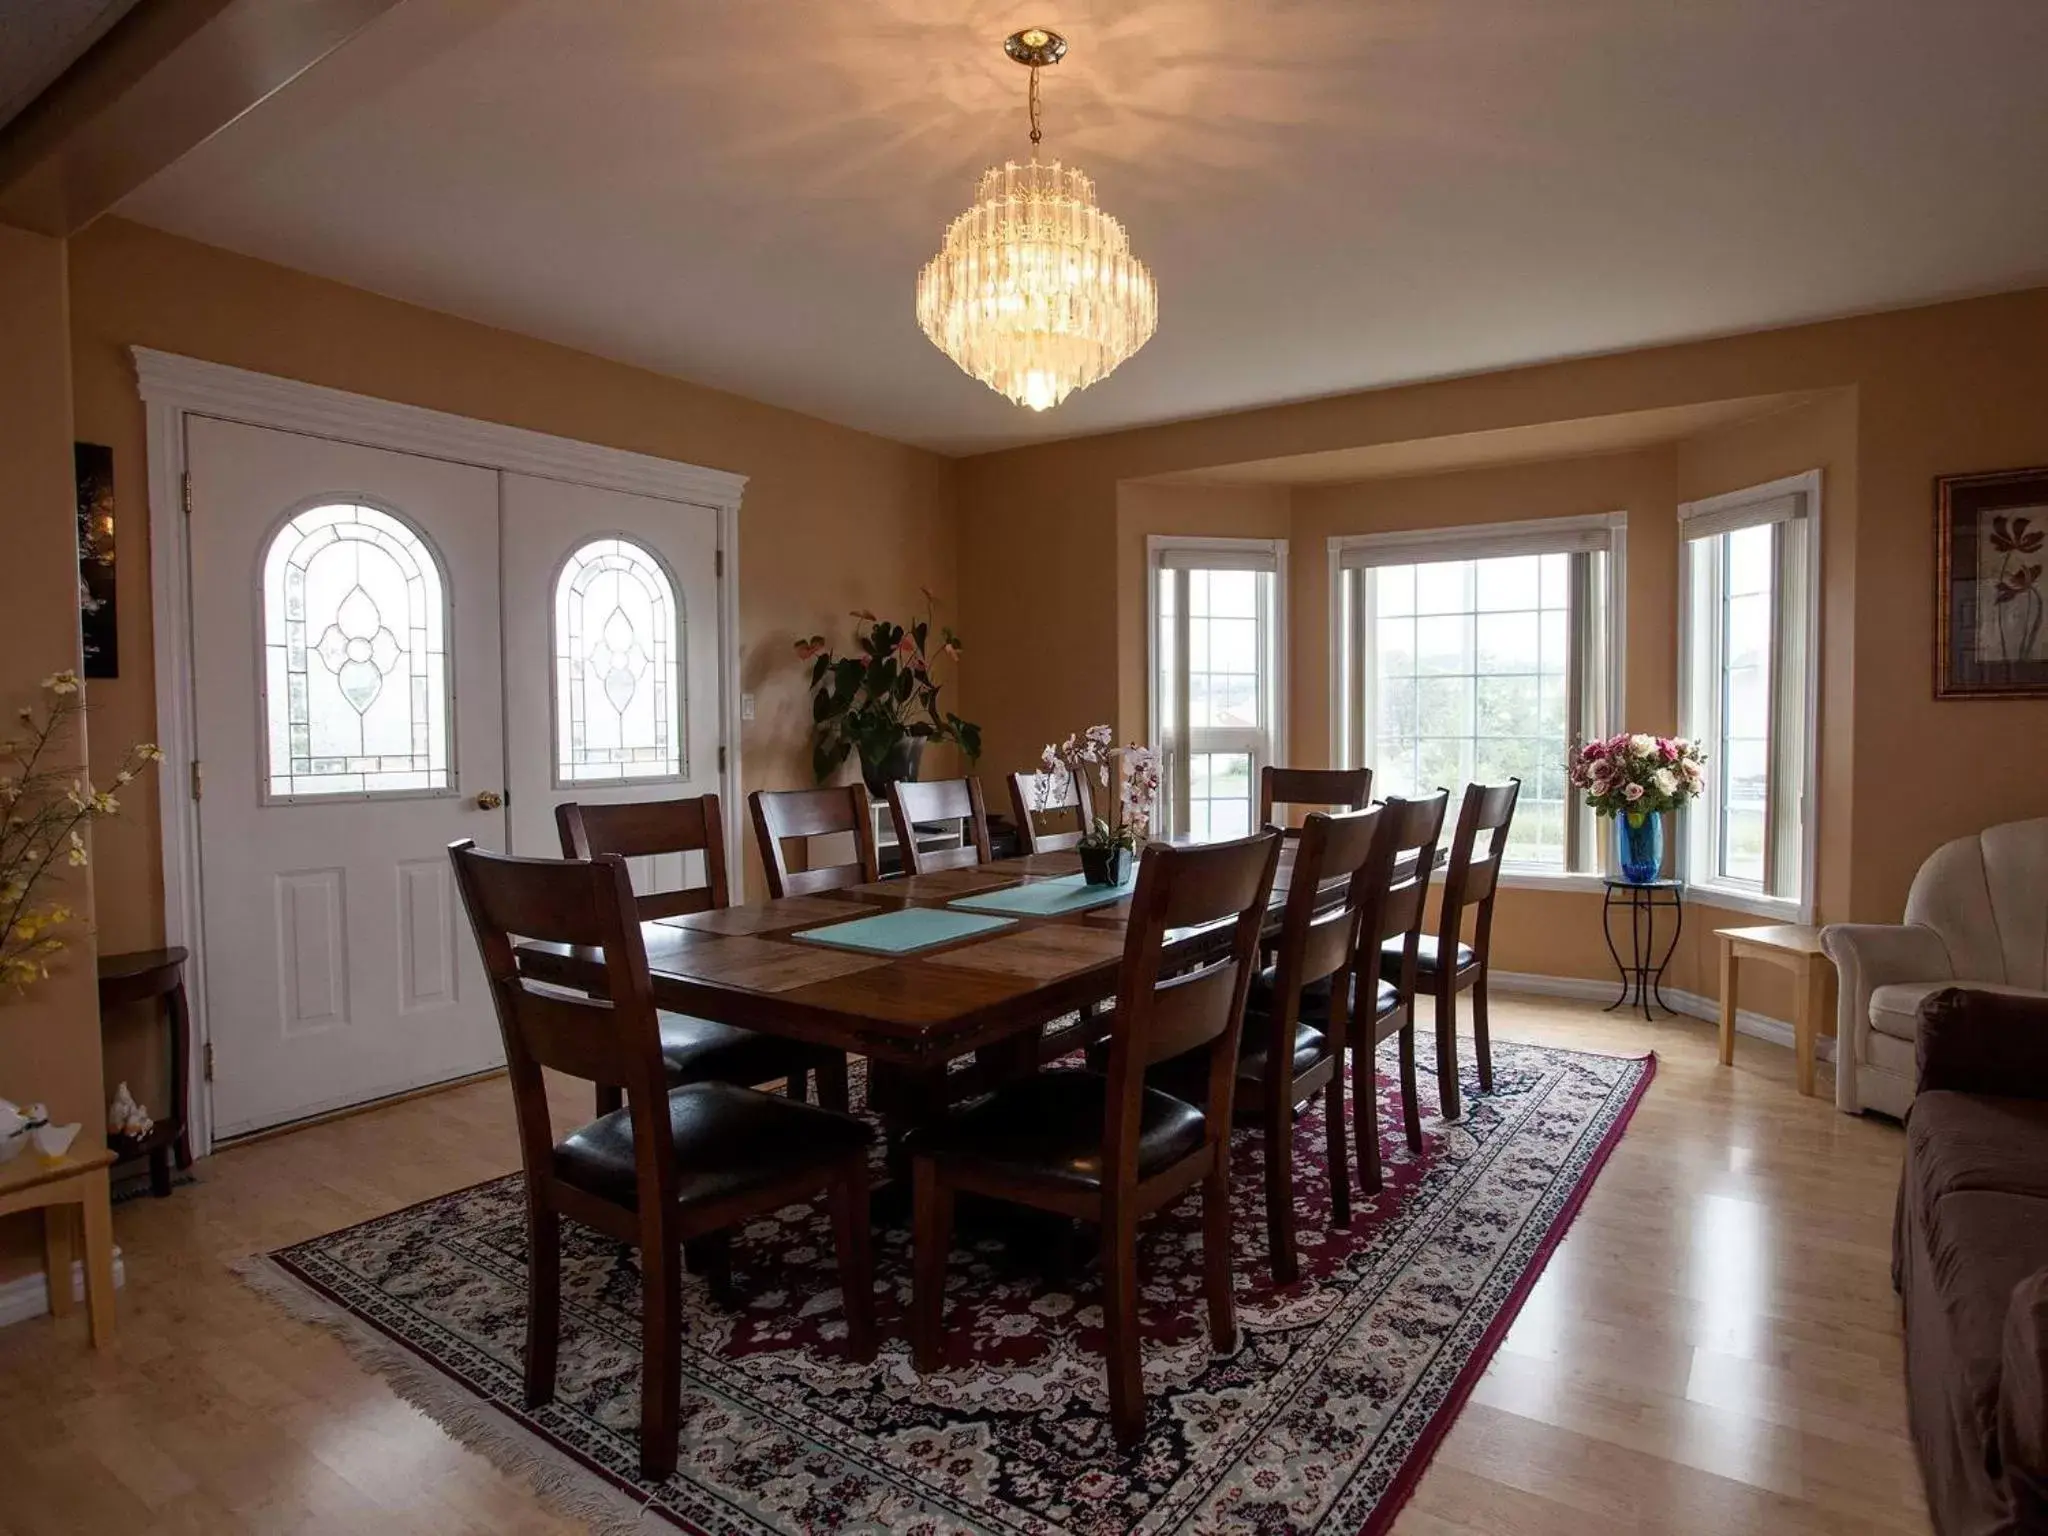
[515, 843, 1329, 1141]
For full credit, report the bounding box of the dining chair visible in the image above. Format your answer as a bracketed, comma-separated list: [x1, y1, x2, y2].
[1351, 791, 1450, 1190]
[1190, 806, 1383, 1285]
[887, 776, 993, 874]
[910, 828, 1282, 1448]
[1006, 768, 1097, 854]
[749, 785, 881, 898]
[558, 795, 849, 1117]
[1258, 766, 1373, 827]
[447, 839, 875, 1482]
[1380, 778, 1519, 1123]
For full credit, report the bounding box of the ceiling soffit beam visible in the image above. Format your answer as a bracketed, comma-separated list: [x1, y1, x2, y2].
[0, 0, 406, 237]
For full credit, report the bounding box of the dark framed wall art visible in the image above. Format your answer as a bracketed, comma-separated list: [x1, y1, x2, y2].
[75, 442, 119, 679]
[1937, 465, 2048, 699]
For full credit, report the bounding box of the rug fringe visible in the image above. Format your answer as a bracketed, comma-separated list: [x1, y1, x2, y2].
[234, 1254, 663, 1535]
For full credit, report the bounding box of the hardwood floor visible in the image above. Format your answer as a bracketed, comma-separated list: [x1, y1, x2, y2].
[0, 994, 1921, 1535]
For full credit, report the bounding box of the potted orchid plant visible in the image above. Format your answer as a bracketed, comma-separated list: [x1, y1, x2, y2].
[1037, 725, 1161, 886]
[796, 593, 981, 794]
[1565, 732, 1706, 884]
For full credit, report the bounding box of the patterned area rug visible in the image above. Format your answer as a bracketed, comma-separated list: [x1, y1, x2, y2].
[244, 1038, 1652, 1535]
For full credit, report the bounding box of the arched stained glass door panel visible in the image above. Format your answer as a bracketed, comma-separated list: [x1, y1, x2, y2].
[260, 501, 451, 799]
[553, 535, 684, 783]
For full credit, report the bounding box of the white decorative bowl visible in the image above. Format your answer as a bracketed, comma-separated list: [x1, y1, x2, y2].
[32, 1122, 81, 1161]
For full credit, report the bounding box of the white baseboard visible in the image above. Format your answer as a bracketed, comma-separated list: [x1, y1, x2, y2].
[1491, 971, 1836, 1064]
[0, 1248, 127, 1330]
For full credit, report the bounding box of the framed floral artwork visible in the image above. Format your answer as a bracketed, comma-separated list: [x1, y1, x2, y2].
[1937, 465, 2048, 699]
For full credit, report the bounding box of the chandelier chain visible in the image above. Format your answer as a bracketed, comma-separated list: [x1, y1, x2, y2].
[1028, 65, 1042, 146]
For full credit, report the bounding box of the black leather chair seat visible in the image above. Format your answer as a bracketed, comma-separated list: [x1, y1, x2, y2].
[1248, 966, 1399, 1029]
[554, 1081, 870, 1210]
[655, 1010, 835, 1088]
[1380, 935, 1475, 980]
[911, 1071, 1205, 1193]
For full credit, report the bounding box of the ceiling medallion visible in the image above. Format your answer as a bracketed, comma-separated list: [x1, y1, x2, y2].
[915, 29, 1158, 412]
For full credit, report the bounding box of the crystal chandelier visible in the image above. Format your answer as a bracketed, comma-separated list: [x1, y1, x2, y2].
[916, 29, 1158, 412]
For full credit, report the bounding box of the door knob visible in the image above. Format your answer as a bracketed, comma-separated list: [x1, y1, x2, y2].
[474, 790, 505, 810]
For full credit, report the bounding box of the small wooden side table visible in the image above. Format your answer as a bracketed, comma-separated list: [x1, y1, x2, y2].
[0, 1148, 117, 1347]
[1715, 923, 1836, 1096]
[98, 946, 193, 1197]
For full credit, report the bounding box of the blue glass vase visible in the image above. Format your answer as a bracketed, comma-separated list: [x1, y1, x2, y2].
[1613, 813, 1664, 884]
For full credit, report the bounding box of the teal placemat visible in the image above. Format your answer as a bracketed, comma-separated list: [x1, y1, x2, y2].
[793, 907, 1015, 955]
[948, 872, 1135, 918]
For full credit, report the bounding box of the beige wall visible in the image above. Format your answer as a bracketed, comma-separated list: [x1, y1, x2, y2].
[60, 219, 962, 1169]
[0, 226, 103, 1275]
[68, 218, 962, 965]
[960, 286, 2048, 937]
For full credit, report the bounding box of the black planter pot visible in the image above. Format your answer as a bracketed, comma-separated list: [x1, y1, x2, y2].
[857, 737, 924, 797]
[1078, 843, 1133, 887]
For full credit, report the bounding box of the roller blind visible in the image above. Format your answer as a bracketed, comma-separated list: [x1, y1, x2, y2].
[1333, 514, 1619, 570]
[1679, 490, 1805, 542]
[1153, 541, 1281, 573]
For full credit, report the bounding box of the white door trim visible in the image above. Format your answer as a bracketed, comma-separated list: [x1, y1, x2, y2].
[135, 348, 750, 1158]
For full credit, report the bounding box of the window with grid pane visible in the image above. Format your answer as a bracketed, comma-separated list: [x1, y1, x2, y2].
[553, 536, 684, 784]
[1150, 541, 1283, 841]
[1335, 516, 1622, 876]
[260, 502, 450, 800]
[1678, 476, 1817, 911]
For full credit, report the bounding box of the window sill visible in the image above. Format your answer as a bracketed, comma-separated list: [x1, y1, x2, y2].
[1682, 883, 1808, 923]
[1487, 868, 1611, 896]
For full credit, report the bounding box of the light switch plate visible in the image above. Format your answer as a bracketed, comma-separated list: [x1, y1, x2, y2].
[740, 692, 755, 721]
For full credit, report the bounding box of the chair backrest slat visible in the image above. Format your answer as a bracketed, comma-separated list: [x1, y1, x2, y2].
[1258, 765, 1373, 826]
[1265, 807, 1384, 1043]
[1358, 791, 1451, 1006]
[1006, 769, 1095, 854]
[449, 839, 675, 1210]
[750, 786, 881, 897]
[888, 777, 993, 874]
[556, 794, 730, 921]
[1441, 780, 1521, 951]
[1103, 831, 1282, 1180]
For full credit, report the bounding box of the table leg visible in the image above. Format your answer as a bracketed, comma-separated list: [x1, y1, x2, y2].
[42, 1204, 73, 1318]
[1795, 956, 1827, 1098]
[78, 1169, 116, 1349]
[1718, 942, 1739, 1067]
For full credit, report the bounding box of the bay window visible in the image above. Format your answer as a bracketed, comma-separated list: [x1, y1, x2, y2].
[1149, 537, 1286, 840]
[1677, 472, 1820, 917]
[1334, 514, 1626, 877]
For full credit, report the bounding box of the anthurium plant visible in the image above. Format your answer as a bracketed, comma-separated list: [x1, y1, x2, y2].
[796, 594, 981, 789]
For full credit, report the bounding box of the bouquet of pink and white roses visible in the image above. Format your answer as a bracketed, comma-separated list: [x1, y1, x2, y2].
[1566, 733, 1706, 826]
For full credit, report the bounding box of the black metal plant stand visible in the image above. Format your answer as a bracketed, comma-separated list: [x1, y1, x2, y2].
[1600, 878, 1683, 1020]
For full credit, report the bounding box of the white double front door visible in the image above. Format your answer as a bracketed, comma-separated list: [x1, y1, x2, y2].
[188, 416, 724, 1138]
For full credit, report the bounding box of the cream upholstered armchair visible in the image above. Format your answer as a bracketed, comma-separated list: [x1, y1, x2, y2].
[1821, 817, 2048, 1117]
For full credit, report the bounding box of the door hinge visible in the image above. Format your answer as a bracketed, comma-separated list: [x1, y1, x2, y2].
[189, 759, 203, 801]
[203, 1041, 215, 1083]
[715, 549, 724, 579]
[717, 745, 727, 774]
[181, 472, 193, 516]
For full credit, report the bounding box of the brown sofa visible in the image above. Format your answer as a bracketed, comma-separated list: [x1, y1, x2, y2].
[1897, 986, 2048, 1535]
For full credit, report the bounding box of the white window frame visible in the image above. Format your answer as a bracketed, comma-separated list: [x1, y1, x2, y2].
[1329, 511, 1628, 893]
[1146, 535, 1289, 839]
[1676, 470, 1822, 922]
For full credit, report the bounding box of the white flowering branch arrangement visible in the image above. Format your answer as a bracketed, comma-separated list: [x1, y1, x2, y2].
[1037, 725, 1162, 854]
[1, 672, 161, 993]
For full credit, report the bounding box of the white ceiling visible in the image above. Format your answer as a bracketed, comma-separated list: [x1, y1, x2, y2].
[117, 0, 2048, 456]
